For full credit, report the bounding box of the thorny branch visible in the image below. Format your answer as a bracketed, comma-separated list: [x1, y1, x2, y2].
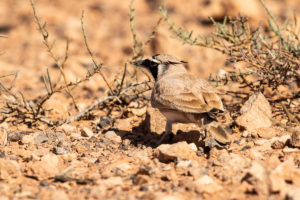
[159, 0, 300, 125]
[1, 0, 158, 126]
[65, 3, 162, 124]
[65, 81, 152, 124]
[129, 0, 162, 61]
[81, 10, 113, 94]
[30, 0, 79, 111]
[0, 1, 117, 126]
[128, 0, 161, 84]
[159, 1, 300, 92]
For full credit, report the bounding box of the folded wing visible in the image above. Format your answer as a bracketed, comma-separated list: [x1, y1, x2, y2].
[153, 73, 224, 114]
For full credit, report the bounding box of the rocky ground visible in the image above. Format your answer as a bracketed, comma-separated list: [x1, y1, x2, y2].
[0, 0, 300, 199]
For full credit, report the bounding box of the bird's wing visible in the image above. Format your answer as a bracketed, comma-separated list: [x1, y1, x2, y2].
[152, 73, 224, 113]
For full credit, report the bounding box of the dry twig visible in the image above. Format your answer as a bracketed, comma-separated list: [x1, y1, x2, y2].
[159, 1, 300, 92]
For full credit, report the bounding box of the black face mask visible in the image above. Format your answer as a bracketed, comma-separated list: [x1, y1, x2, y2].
[141, 59, 159, 80]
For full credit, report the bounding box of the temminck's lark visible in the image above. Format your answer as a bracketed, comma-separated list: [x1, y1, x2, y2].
[134, 54, 231, 145]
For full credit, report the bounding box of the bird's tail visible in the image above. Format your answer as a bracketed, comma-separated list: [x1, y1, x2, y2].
[206, 122, 231, 145]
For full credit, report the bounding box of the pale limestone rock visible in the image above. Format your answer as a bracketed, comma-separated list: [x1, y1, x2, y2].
[114, 117, 135, 132]
[100, 177, 123, 187]
[269, 159, 300, 193]
[0, 128, 7, 146]
[155, 195, 183, 200]
[285, 188, 300, 200]
[60, 124, 77, 133]
[271, 135, 291, 149]
[257, 127, 278, 139]
[51, 190, 69, 200]
[291, 131, 300, 148]
[144, 107, 166, 135]
[246, 161, 269, 196]
[114, 163, 132, 177]
[80, 127, 94, 138]
[188, 143, 198, 152]
[28, 153, 60, 180]
[21, 134, 34, 145]
[254, 139, 272, 149]
[104, 131, 122, 144]
[282, 148, 300, 153]
[195, 175, 222, 194]
[236, 93, 272, 131]
[0, 159, 21, 180]
[157, 141, 198, 162]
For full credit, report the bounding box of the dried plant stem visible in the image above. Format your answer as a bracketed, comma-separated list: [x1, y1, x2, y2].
[281, 103, 300, 125]
[129, 0, 140, 59]
[129, 1, 162, 61]
[0, 71, 19, 99]
[159, 5, 300, 92]
[2, 0, 161, 126]
[0, 81, 17, 99]
[258, 0, 280, 34]
[117, 63, 127, 96]
[64, 81, 152, 124]
[1, 1, 108, 126]
[81, 10, 113, 94]
[270, 118, 297, 134]
[30, 0, 78, 111]
[128, 0, 162, 83]
[53, 40, 69, 88]
[144, 18, 162, 47]
[0, 72, 18, 79]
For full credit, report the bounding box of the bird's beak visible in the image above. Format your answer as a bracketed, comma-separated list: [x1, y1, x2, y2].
[132, 59, 144, 67]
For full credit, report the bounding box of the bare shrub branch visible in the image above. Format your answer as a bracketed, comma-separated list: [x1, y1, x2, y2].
[65, 81, 152, 124]
[64, 2, 162, 124]
[129, 0, 162, 61]
[1, 0, 160, 127]
[81, 10, 113, 94]
[159, 3, 300, 93]
[1, 1, 113, 126]
[30, 0, 79, 111]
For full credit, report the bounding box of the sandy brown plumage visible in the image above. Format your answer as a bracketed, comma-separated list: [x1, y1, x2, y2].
[134, 54, 231, 145]
[152, 73, 224, 113]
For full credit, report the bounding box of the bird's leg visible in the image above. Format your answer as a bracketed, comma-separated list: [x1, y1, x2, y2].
[198, 117, 208, 139]
[156, 121, 172, 146]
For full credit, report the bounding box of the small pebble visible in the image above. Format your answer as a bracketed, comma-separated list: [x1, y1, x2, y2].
[139, 186, 148, 191]
[40, 181, 49, 187]
[271, 140, 285, 149]
[99, 116, 113, 129]
[241, 145, 251, 151]
[80, 127, 94, 138]
[53, 146, 70, 155]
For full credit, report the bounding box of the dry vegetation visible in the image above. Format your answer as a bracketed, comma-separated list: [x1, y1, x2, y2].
[0, 0, 300, 199]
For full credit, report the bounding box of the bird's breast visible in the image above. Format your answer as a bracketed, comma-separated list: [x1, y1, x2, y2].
[160, 109, 205, 124]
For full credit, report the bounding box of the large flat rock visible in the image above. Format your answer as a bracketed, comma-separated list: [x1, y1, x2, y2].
[236, 92, 272, 131]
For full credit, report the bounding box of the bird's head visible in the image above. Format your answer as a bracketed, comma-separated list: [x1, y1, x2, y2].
[133, 54, 187, 80]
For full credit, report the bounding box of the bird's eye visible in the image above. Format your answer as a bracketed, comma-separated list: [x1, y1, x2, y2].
[142, 59, 157, 68]
[142, 59, 151, 66]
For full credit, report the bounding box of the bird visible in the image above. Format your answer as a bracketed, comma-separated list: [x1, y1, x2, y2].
[133, 54, 231, 145]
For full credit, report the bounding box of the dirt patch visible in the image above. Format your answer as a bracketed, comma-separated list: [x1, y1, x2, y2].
[0, 0, 300, 199]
